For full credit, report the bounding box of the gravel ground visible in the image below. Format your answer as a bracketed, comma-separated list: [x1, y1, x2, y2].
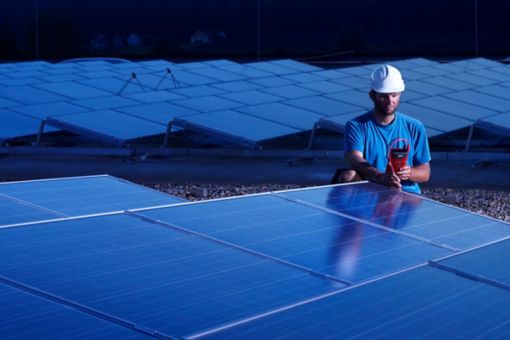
[149, 183, 510, 222]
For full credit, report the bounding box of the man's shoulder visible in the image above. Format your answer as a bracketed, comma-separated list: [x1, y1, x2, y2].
[397, 111, 425, 128]
[349, 111, 373, 124]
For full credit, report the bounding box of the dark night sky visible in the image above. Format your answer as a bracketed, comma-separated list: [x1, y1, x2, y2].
[0, 0, 509, 60]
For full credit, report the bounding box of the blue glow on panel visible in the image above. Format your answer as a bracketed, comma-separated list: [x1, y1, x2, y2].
[279, 183, 510, 250]
[248, 76, 296, 87]
[0, 283, 145, 339]
[422, 76, 474, 91]
[0, 213, 340, 337]
[0, 77, 46, 87]
[259, 85, 319, 99]
[187, 67, 246, 82]
[270, 59, 321, 72]
[0, 176, 183, 217]
[411, 96, 497, 121]
[285, 96, 363, 116]
[325, 90, 371, 109]
[174, 110, 299, 143]
[447, 73, 497, 86]
[118, 102, 199, 125]
[331, 76, 369, 90]
[437, 239, 510, 286]
[309, 69, 351, 80]
[475, 85, 510, 100]
[0, 109, 57, 140]
[216, 65, 273, 79]
[76, 77, 144, 95]
[445, 91, 510, 112]
[297, 81, 351, 93]
[122, 90, 186, 103]
[245, 62, 298, 75]
[169, 85, 227, 98]
[398, 103, 473, 132]
[283, 73, 328, 84]
[406, 80, 453, 96]
[46, 110, 166, 142]
[219, 90, 284, 106]
[9, 102, 89, 120]
[201, 265, 510, 339]
[35, 81, 112, 99]
[72, 96, 142, 110]
[236, 102, 322, 130]
[175, 96, 243, 112]
[136, 194, 451, 283]
[170, 69, 217, 86]
[0, 195, 60, 226]
[0, 97, 21, 108]
[0, 86, 68, 105]
[211, 80, 262, 92]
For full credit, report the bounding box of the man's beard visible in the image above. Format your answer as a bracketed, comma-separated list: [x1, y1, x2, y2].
[375, 101, 397, 116]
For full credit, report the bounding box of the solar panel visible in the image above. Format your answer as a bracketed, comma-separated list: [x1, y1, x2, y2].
[0, 109, 58, 143]
[476, 112, 510, 136]
[447, 72, 498, 86]
[219, 90, 284, 106]
[0, 283, 146, 339]
[248, 76, 296, 87]
[434, 238, 510, 287]
[117, 102, 199, 125]
[174, 95, 243, 113]
[398, 103, 473, 134]
[245, 61, 299, 75]
[406, 80, 453, 96]
[76, 77, 145, 95]
[0, 86, 68, 105]
[122, 90, 185, 103]
[468, 69, 510, 82]
[296, 80, 351, 93]
[171, 110, 300, 147]
[422, 76, 475, 91]
[9, 102, 89, 120]
[210, 80, 262, 92]
[331, 76, 369, 90]
[325, 90, 371, 109]
[199, 265, 510, 339]
[35, 81, 112, 99]
[258, 85, 319, 99]
[186, 67, 246, 82]
[236, 102, 323, 130]
[285, 96, 363, 117]
[0, 175, 183, 225]
[215, 64, 273, 79]
[475, 84, 510, 100]
[277, 183, 510, 250]
[445, 90, 510, 112]
[282, 73, 328, 84]
[411, 96, 497, 121]
[135, 191, 451, 283]
[0, 77, 46, 87]
[44, 110, 166, 146]
[71, 96, 141, 110]
[169, 85, 227, 98]
[0, 213, 340, 338]
[269, 59, 322, 72]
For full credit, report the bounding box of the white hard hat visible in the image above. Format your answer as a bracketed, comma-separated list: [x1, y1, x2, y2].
[371, 64, 405, 93]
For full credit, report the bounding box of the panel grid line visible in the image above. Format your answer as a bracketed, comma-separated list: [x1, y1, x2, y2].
[126, 210, 352, 286]
[0, 275, 173, 339]
[0, 193, 68, 218]
[270, 192, 460, 252]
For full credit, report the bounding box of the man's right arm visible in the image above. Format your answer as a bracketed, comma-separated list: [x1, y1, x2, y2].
[345, 150, 402, 189]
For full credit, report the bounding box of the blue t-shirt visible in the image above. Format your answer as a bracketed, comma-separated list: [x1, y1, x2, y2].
[344, 111, 431, 194]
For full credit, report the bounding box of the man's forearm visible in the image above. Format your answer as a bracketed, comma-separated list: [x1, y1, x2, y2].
[409, 163, 430, 183]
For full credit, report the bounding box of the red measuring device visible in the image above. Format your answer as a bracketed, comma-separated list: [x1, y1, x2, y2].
[386, 138, 410, 173]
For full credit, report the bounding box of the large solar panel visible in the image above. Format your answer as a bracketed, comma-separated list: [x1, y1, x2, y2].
[0, 175, 183, 226]
[199, 265, 510, 339]
[0, 213, 340, 338]
[0, 109, 58, 144]
[0, 282, 146, 339]
[1, 180, 509, 338]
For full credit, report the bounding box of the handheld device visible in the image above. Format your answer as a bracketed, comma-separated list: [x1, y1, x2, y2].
[386, 138, 409, 173]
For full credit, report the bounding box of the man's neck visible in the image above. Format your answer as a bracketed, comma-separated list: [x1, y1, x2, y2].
[373, 109, 396, 125]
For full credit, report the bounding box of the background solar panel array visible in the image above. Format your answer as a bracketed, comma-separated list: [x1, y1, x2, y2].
[0, 57, 509, 147]
[1, 179, 510, 338]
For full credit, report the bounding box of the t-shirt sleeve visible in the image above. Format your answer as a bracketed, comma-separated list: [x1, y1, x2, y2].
[344, 120, 364, 154]
[412, 122, 431, 165]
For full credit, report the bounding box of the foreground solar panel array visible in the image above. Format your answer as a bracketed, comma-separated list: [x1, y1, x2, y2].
[1, 179, 510, 338]
[0, 57, 509, 148]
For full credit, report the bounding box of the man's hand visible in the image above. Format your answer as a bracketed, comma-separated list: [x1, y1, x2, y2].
[375, 169, 402, 189]
[395, 165, 411, 181]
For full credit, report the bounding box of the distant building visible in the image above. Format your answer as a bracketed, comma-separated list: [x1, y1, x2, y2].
[191, 30, 210, 44]
[127, 33, 141, 47]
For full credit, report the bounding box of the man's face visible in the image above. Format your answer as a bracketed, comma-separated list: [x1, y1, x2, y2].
[371, 91, 401, 116]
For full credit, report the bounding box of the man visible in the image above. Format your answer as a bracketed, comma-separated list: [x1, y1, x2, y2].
[333, 64, 431, 194]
